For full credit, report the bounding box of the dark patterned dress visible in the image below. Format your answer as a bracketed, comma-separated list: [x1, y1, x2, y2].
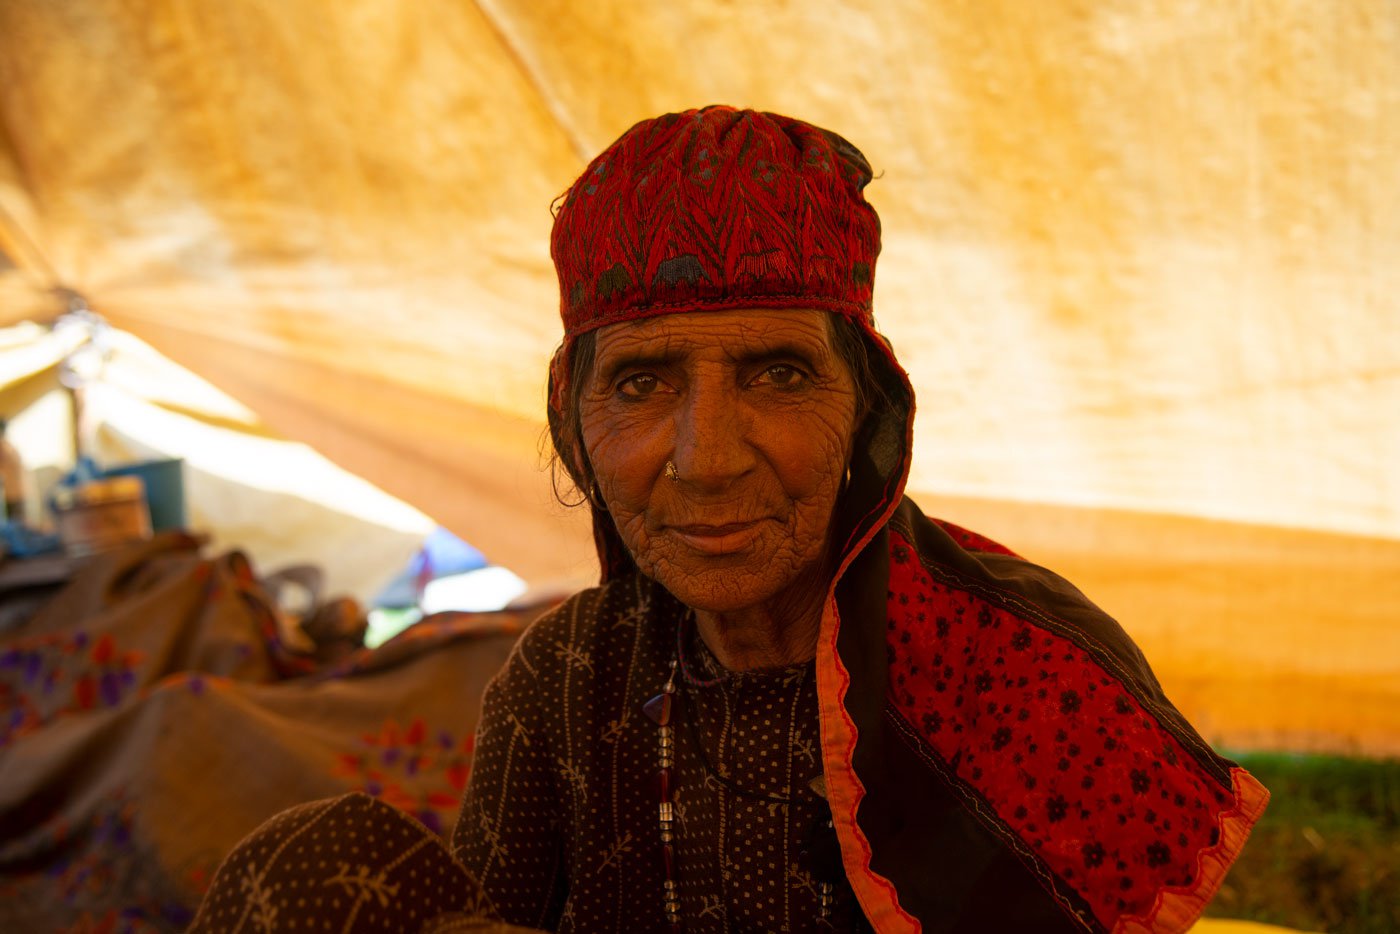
[451, 574, 871, 932]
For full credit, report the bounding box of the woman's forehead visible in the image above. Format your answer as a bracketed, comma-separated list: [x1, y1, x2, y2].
[592, 308, 837, 361]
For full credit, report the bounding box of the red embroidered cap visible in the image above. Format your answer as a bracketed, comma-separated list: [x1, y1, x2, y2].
[550, 105, 882, 343]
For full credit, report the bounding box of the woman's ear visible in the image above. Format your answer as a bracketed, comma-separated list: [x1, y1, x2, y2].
[571, 437, 595, 500]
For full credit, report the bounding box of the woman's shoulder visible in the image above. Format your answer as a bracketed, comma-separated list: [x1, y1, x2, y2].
[504, 572, 671, 679]
[884, 496, 1166, 699]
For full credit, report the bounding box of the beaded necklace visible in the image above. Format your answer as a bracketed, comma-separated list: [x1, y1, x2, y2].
[642, 617, 843, 929]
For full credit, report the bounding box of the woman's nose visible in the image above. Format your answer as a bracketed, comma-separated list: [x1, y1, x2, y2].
[671, 382, 754, 489]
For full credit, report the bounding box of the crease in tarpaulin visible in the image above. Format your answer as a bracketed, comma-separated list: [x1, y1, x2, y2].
[467, 0, 596, 165]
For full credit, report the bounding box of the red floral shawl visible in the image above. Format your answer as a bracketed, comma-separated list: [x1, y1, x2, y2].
[815, 497, 1269, 932]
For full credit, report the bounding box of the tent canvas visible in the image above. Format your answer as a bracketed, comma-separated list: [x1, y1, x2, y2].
[0, 1, 1396, 754]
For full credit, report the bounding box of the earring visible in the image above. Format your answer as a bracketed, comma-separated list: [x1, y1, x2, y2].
[665, 461, 680, 483]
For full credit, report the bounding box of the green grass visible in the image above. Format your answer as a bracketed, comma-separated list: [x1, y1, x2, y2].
[1204, 753, 1399, 933]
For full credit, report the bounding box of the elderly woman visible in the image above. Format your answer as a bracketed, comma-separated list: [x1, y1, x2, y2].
[449, 106, 1268, 933]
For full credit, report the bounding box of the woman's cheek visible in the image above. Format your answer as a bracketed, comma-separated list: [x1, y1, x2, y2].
[778, 409, 855, 496]
[583, 410, 663, 510]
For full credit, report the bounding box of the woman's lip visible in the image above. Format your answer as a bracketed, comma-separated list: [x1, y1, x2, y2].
[672, 520, 762, 536]
[668, 519, 767, 554]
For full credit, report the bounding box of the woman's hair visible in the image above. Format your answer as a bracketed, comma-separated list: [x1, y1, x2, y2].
[546, 312, 893, 509]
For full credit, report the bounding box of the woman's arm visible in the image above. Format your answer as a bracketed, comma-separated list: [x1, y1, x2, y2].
[452, 641, 569, 929]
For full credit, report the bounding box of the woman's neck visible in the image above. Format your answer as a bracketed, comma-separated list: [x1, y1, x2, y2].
[692, 582, 826, 672]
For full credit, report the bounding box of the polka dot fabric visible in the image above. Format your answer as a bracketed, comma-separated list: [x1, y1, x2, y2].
[678, 622, 867, 931]
[883, 527, 1242, 929]
[452, 575, 871, 932]
[189, 792, 509, 933]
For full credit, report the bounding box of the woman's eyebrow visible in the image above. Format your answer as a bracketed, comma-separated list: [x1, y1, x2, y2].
[596, 349, 680, 383]
[596, 339, 828, 383]
[732, 341, 825, 368]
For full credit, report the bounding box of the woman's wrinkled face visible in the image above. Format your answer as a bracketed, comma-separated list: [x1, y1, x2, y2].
[578, 308, 859, 616]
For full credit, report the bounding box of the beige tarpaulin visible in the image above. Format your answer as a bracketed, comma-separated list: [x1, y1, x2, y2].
[0, 1, 1396, 754]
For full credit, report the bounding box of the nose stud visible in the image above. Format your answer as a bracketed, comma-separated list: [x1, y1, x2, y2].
[665, 461, 680, 483]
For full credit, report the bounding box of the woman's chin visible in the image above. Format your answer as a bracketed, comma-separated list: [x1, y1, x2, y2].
[639, 552, 819, 620]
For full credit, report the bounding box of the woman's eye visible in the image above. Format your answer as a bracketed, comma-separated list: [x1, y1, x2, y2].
[754, 364, 807, 388]
[618, 373, 661, 397]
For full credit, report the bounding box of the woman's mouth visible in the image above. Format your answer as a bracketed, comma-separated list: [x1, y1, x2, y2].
[668, 520, 767, 555]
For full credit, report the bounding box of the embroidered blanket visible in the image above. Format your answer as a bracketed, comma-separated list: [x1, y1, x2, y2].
[0, 533, 527, 932]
